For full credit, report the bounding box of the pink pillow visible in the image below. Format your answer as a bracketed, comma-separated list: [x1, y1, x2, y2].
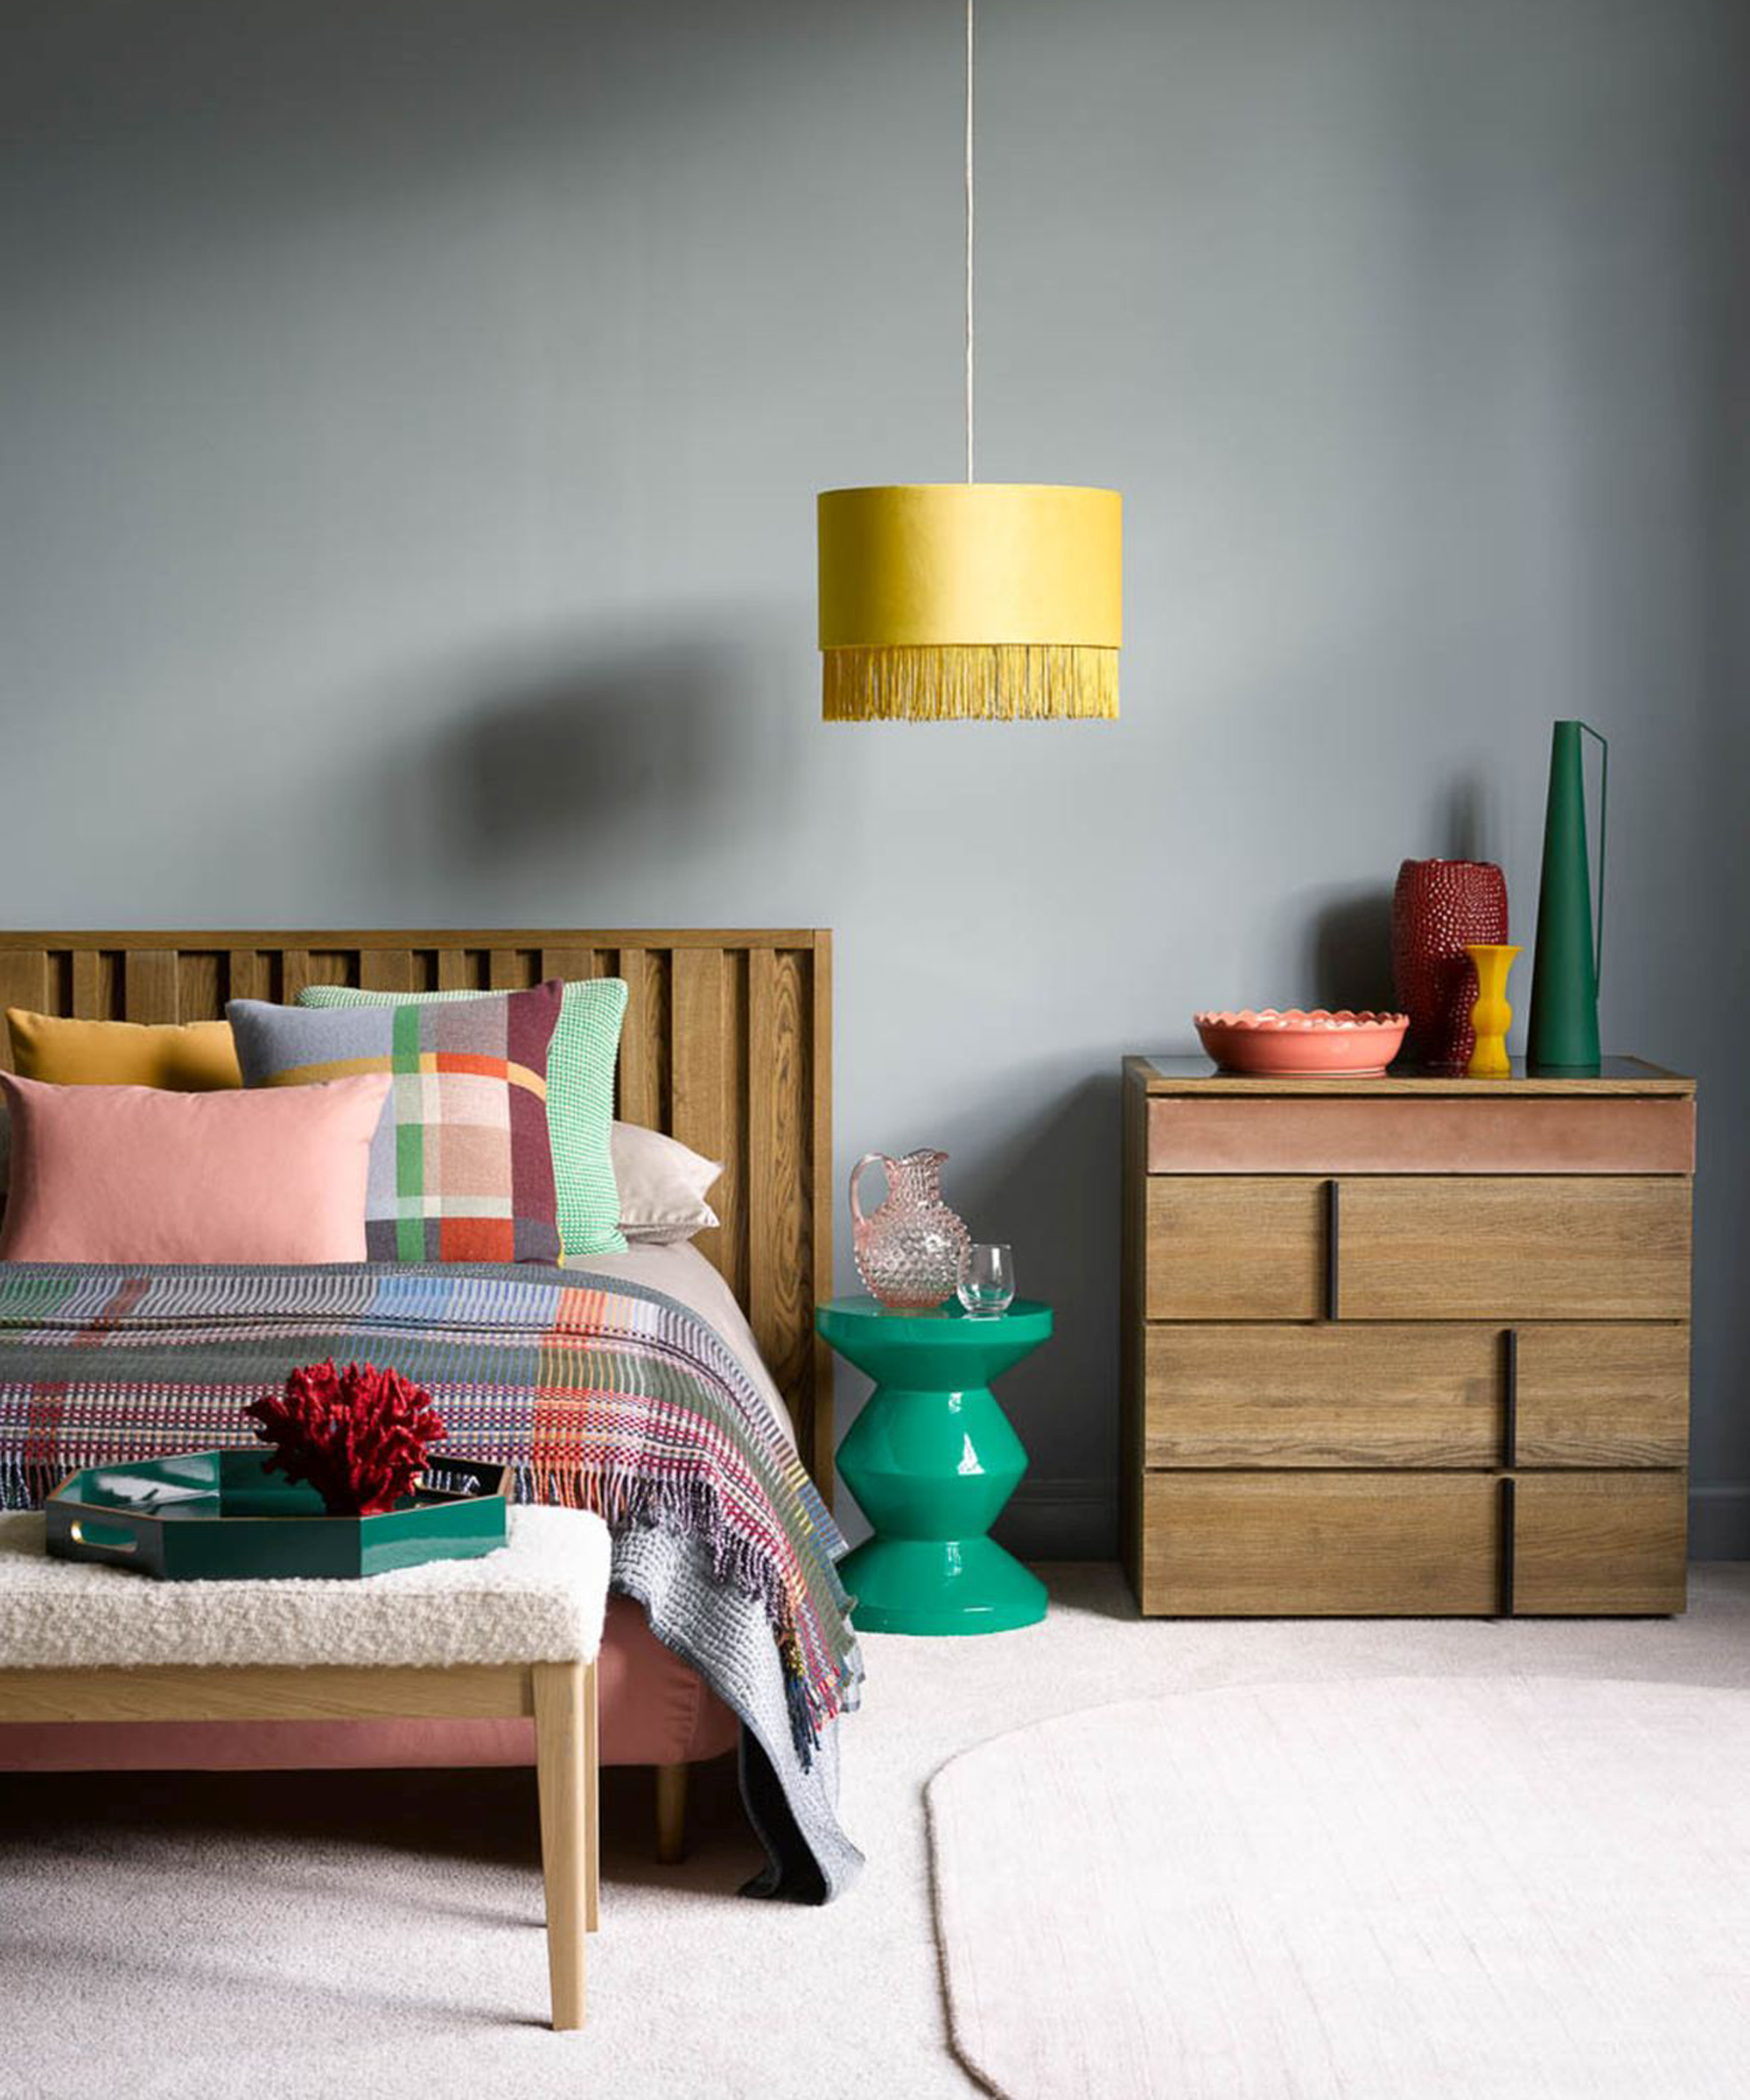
[0, 1070, 391, 1264]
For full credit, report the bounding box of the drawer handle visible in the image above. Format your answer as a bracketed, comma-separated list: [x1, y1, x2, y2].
[1502, 1329, 1518, 1468]
[1500, 1476, 1516, 1617]
[1324, 1179, 1340, 1320]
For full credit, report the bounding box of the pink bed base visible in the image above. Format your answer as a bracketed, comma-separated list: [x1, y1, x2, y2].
[0, 1594, 738, 1772]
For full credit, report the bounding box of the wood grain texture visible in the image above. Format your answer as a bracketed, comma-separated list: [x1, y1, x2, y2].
[123, 950, 179, 1024]
[360, 948, 413, 993]
[1516, 1325, 1690, 1466]
[71, 950, 106, 1018]
[1340, 1177, 1691, 1320]
[1145, 1325, 1502, 1467]
[1514, 1472, 1688, 1613]
[1124, 1060, 1695, 1620]
[0, 930, 834, 1497]
[671, 949, 726, 1272]
[583, 1656, 600, 1932]
[0, 1662, 532, 1723]
[1147, 1094, 1695, 1174]
[1145, 1322, 1691, 1471]
[533, 1659, 589, 2028]
[808, 934, 834, 1493]
[750, 948, 808, 1419]
[1144, 1177, 1326, 1320]
[1140, 1473, 1502, 1615]
[1119, 1064, 1146, 1590]
[614, 948, 658, 1129]
[0, 951, 48, 1064]
[227, 949, 268, 1003]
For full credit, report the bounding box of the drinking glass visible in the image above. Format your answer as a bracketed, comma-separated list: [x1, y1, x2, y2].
[957, 1242, 1016, 1319]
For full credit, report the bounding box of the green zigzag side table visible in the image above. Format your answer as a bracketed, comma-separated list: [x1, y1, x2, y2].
[816, 1295, 1052, 1635]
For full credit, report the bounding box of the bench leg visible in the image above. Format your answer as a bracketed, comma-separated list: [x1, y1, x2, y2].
[533, 1660, 589, 2030]
[584, 1659, 599, 1934]
[654, 1760, 688, 1865]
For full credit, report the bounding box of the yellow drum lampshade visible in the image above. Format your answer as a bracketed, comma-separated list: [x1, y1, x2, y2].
[818, 484, 1122, 721]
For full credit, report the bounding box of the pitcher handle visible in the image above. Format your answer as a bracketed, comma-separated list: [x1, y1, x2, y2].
[849, 1153, 886, 1232]
[1580, 721, 1607, 991]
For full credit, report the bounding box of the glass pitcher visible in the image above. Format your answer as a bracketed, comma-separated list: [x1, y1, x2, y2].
[850, 1149, 972, 1311]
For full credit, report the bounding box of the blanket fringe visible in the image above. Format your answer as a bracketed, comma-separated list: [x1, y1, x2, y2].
[2, 1455, 55, 1511]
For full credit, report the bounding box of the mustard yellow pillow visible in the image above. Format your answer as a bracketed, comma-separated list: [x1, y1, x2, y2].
[6, 1011, 242, 1089]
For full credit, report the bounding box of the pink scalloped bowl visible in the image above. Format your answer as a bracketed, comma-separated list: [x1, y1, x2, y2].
[1193, 1008, 1410, 1077]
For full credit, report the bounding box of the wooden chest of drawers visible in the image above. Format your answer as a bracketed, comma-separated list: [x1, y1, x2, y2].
[1120, 1056, 1696, 1616]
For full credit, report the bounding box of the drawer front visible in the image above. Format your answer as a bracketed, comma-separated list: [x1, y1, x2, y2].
[1513, 1472, 1687, 1614]
[1145, 1175, 1690, 1323]
[1340, 1178, 1690, 1320]
[1144, 1321, 1690, 1469]
[1515, 1325, 1689, 1466]
[1145, 1325, 1499, 1466]
[1139, 1473, 1500, 1615]
[1144, 1178, 1326, 1320]
[1148, 1094, 1695, 1175]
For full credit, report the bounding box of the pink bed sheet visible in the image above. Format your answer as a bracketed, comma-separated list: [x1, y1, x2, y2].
[0, 1593, 739, 1771]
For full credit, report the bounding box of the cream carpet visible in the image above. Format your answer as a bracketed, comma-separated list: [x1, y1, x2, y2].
[4, 1565, 1750, 2099]
[931, 1676, 1750, 2100]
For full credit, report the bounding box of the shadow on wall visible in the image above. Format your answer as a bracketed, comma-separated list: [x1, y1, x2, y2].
[1307, 887, 1395, 1011]
[829, 1068, 1120, 1559]
[361, 614, 807, 890]
[942, 1069, 1122, 1559]
[1303, 771, 1498, 1012]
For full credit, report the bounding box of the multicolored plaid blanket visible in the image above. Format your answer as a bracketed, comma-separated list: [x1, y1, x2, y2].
[0, 1262, 860, 1759]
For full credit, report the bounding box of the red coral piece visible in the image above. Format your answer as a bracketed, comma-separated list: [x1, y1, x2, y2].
[245, 1360, 447, 1516]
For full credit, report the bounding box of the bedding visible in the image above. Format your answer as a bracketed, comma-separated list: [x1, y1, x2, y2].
[230, 986, 564, 1265]
[0, 1072, 389, 1264]
[0, 1258, 863, 1900]
[7, 1010, 243, 1089]
[299, 977, 628, 1260]
[610, 1120, 722, 1243]
[571, 1239, 788, 1441]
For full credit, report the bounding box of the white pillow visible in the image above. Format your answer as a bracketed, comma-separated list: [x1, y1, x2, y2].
[612, 1121, 721, 1245]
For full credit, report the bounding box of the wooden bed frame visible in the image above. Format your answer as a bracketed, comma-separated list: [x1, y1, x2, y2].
[0, 928, 835, 1500]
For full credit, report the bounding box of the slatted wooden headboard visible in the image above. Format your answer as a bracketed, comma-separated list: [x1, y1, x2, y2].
[0, 929, 835, 1499]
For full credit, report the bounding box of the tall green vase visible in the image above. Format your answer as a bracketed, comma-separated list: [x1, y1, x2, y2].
[1527, 719, 1607, 1075]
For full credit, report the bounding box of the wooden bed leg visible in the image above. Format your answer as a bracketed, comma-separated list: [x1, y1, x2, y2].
[533, 1661, 588, 2030]
[654, 1760, 689, 1865]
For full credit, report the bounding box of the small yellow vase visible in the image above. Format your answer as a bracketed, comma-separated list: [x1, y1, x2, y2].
[1465, 943, 1522, 1078]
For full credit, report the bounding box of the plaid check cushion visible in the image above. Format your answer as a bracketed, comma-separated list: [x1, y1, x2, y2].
[299, 977, 626, 1258]
[228, 984, 564, 1264]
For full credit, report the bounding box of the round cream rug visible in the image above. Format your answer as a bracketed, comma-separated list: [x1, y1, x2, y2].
[928, 1676, 1750, 2099]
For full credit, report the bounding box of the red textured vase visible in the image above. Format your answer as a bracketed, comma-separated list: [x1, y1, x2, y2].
[1390, 859, 1509, 1074]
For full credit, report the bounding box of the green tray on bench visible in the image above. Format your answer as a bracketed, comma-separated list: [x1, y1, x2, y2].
[44, 1450, 510, 1580]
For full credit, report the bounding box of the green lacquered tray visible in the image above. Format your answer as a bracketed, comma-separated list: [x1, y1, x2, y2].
[44, 1451, 509, 1580]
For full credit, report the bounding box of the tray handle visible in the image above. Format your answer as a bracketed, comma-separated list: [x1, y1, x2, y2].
[417, 1458, 512, 1502]
[67, 1516, 141, 1558]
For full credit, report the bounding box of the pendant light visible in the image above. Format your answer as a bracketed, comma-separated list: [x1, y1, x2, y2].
[817, 0, 1122, 722]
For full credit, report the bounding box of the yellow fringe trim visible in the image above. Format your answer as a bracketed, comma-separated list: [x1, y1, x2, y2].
[822, 645, 1119, 722]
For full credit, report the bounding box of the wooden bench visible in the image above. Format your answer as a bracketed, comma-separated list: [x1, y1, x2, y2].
[0, 1507, 607, 2029]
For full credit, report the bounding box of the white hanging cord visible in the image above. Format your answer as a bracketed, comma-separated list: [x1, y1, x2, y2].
[965, 0, 975, 483]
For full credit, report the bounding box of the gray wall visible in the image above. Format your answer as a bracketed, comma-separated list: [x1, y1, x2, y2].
[4, 0, 1746, 1553]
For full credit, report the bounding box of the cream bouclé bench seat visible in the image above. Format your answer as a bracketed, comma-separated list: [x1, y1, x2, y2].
[0, 1506, 609, 2030]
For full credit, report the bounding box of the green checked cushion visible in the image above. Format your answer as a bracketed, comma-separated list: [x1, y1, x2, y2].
[298, 976, 627, 1258]
[229, 984, 564, 1264]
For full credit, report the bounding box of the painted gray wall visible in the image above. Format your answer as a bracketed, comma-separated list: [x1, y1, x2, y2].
[4, 0, 1746, 1553]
